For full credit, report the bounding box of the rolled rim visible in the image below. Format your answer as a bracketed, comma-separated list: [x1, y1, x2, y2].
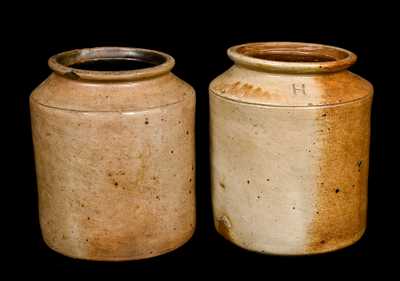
[227, 42, 357, 74]
[48, 47, 175, 81]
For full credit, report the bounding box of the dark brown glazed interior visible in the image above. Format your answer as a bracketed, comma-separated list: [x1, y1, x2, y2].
[58, 49, 166, 71]
[48, 47, 174, 81]
[70, 59, 159, 71]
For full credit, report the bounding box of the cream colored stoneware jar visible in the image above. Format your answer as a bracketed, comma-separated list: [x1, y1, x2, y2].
[30, 47, 196, 260]
[209, 42, 373, 255]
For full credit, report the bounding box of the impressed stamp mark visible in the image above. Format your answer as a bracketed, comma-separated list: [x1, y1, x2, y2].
[292, 83, 306, 95]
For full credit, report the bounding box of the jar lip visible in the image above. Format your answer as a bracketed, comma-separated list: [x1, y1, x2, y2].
[227, 42, 357, 74]
[48, 47, 175, 81]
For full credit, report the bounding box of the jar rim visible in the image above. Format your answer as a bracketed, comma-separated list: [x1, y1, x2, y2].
[48, 47, 175, 81]
[227, 42, 357, 74]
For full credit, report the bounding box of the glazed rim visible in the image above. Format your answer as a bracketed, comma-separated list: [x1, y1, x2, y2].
[48, 47, 175, 81]
[227, 42, 357, 74]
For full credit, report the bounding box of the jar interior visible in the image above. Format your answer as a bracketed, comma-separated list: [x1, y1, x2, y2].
[247, 51, 337, 62]
[70, 58, 159, 71]
[236, 43, 351, 63]
[229, 43, 356, 73]
[56, 48, 167, 72]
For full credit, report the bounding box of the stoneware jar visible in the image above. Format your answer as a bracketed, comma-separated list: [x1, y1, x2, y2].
[209, 42, 373, 255]
[30, 47, 196, 260]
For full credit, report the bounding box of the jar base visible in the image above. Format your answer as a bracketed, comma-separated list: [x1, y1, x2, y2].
[216, 227, 366, 256]
[42, 228, 195, 261]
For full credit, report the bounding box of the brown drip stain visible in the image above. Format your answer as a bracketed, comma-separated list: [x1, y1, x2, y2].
[305, 94, 372, 253]
[217, 215, 232, 240]
[64, 71, 80, 80]
[212, 81, 271, 100]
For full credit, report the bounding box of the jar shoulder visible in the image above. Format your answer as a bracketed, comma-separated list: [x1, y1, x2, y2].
[30, 73, 195, 112]
[209, 66, 373, 106]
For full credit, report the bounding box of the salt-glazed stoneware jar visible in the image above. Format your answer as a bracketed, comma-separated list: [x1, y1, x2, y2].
[30, 47, 196, 260]
[209, 42, 373, 255]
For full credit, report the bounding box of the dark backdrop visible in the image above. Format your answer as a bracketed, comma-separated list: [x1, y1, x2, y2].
[8, 2, 395, 276]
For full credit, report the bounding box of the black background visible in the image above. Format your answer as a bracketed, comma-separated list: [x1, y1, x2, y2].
[7, 2, 395, 276]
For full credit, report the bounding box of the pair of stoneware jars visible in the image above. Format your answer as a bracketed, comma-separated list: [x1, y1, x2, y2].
[30, 42, 373, 260]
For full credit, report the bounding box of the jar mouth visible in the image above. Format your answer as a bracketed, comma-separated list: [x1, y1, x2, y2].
[48, 47, 175, 81]
[227, 42, 357, 74]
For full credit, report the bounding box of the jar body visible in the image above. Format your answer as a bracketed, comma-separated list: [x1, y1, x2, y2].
[31, 71, 196, 260]
[210, 64, 373, 255]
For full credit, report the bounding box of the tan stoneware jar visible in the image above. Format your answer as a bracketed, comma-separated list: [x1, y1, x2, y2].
[30, 47, 196, 260]
[209, 42, 373, 255]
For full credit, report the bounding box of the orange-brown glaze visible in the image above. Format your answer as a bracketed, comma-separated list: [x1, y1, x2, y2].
[316, 72, 373, 105]
[306, 96, 372, 253]
[212, 81, 272, 101]
[235, 42, 349, 63]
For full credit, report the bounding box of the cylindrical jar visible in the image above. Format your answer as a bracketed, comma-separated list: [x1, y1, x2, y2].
[209, 42, 373, 255]
[30, 47, 196, 260]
